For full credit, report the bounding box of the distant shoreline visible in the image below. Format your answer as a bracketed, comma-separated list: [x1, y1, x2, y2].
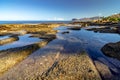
[0, 21, 70, 24]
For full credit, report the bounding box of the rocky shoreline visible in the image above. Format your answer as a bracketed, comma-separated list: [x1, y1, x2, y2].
[0, 23, 120, 79]
[0, 40, 50, 76]
[68, 21, 120, 34]
[0, 42, 102, 80]
[0, 23, 61, 76]
[86, 26, 120, 34]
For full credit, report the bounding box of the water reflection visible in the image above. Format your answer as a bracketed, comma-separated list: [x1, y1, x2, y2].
[55, 26, 120, 69]
[0, 36, 9, 40]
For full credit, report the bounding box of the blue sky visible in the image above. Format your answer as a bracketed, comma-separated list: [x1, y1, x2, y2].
[0, 0, 120, 20]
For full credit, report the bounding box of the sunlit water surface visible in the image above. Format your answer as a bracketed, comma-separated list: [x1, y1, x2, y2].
[0, 34, 41, 50]
[55, 26, 120, 73]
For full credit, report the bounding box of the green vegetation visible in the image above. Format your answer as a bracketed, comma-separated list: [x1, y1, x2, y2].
[102, 13, 120, 23]
[103, 17, 120, 22]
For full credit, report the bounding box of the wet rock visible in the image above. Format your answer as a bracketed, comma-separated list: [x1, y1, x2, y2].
[87, 27, 119, 34]
[0, 37, 19, 45]
[81, 23, 89, 27]
[68, 27, 81, 30]
[0, 40, 49, 76]
[70, 22, 90, 27]
[39, 34, 56, 41]
[101, 41, 120, 60]
[94, 61, 113, 79]
[30, 34, 56, 42]
[61, 31, 69, 34]
[118, 27, 120, 33]
[30, 34, 43, 38]
[0, 23, 59, 77]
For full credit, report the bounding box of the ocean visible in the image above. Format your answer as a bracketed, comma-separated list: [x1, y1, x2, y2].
[0, 21, 70, 24]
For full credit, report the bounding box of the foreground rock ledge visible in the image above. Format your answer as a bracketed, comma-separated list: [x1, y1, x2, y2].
[0, 40, 49, 76]
[0, 52, 101, 80]
[39, 53, 101, 80]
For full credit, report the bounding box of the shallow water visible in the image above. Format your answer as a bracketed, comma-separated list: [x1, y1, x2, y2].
[56, 26, 120, 55]
[55, 26, 120, 73]
[0, 34, 41, 50]
[0, 36, 9, 40]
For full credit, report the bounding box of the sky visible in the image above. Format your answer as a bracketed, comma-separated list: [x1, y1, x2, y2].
[0, 0, 120, 21]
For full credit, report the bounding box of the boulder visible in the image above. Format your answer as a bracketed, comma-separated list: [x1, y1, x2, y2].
[101, 41, 120, 60]
[68, 27, 81, 30]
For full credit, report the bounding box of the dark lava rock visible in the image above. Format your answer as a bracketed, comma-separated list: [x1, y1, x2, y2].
[87, 27, 119, 34]
[101, 41, 120, 60]
[118, 27, 120, 33]
[39, 34, 56, 41]
[61, 31, 69, 34]
[68, 27, 81, 30]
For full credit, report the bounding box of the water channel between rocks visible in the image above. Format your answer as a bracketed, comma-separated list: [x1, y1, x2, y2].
[55, 26, 120, 74]
[0, 34, 41, 50]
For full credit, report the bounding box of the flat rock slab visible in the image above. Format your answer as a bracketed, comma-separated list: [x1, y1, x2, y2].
[0, 40, 64, 80]
[39, 53, 101, 80]
[0, 41, 48, 76]
[0, 39, 101, 80]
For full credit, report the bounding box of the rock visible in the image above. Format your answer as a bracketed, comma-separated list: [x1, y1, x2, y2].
[9, 30, 27, 36]
[94, 61, 113, 79]
[0, 37, 19, 45]
[87, 27, 118, 34]
[39, 53, 101, 80]
[118, 27, 120, 33]
[0, 40, 49, 76]
[39, 34, 56, 40]
[101, 41, 120, 60]
[68, 27, 81, 30]
[61, 31, 69, 34]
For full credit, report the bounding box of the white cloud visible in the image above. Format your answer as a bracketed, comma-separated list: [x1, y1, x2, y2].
[98, 13, 102, 16]
[54, 17, 65, 21]
[47, 17, 65, 21]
